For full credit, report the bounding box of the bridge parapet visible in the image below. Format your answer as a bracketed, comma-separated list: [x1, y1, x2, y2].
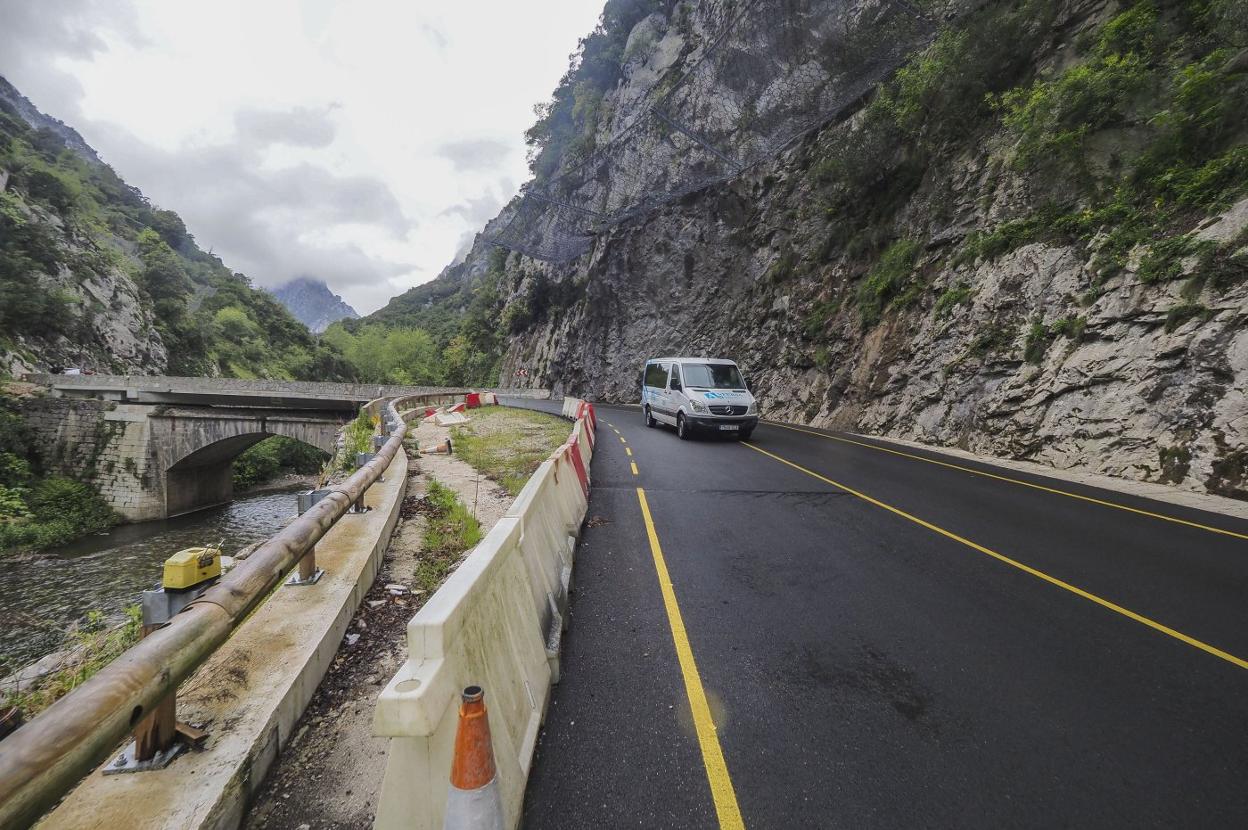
[27, 374, 551, 410]
[21, 377, 551, 520]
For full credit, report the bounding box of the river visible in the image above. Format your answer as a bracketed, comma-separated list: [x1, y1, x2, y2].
[0, 488, 304, 676]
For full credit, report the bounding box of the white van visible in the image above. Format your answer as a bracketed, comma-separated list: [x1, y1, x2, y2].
[640, 357, 759, 440]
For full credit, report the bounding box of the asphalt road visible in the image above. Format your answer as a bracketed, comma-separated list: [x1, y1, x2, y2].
[510, 401, 1248, 828]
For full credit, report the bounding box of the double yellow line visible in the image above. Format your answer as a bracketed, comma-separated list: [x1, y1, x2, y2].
[741, 441, 1248, 671]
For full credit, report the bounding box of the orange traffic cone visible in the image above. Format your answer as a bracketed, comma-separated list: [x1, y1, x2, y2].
[422, 438, 453, 455]
[444, 686, 505, 830]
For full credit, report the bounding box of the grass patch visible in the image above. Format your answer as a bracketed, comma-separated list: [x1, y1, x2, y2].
[1164, 300, 1210, 332]
[801, 299, 838, 340]
[1024, 319, 1052, 364]
[451, 405, 572, 496]
[856, 238, 922, 327]
[413, 479, 484, 594]
[934, 281, 975, 317]
[3, 605, 141, 720]
[1051, 315, 1088, 342]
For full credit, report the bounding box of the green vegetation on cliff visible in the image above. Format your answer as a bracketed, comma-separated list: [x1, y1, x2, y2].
[0, 85, 352, 379]
[524, 0, 674, 179]
[802, 0, 1248, 336]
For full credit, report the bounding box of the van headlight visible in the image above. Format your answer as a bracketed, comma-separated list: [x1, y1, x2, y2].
[690, 400, 708, 414]
[746, 402, 758, 415]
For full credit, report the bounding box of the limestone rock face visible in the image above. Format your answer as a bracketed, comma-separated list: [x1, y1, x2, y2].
[2, 199, 168, 377]
[445, 0, 1248, 501]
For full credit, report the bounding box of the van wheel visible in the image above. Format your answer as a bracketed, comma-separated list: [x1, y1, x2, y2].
[644, 406, 656, 428]
[676, 413, 690, 440]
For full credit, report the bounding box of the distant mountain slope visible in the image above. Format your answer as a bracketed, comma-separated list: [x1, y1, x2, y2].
[271, 277, 359, 332]
[0, 76, 352, 380]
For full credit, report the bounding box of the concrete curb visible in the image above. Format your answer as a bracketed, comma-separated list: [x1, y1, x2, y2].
[372, 397, 593, 830]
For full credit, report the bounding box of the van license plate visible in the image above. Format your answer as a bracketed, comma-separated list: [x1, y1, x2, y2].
[718, 424, 739, 431]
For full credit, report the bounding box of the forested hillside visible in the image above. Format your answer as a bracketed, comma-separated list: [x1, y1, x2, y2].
[325, 239, 510, 387]
[0, 77, 351, 380]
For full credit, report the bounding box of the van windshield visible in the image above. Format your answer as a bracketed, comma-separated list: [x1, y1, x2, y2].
[680, 363, 745, 389]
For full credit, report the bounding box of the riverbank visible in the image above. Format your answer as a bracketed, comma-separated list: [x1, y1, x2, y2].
[236, 473, 318, 498]
[0, 488, 304, 677]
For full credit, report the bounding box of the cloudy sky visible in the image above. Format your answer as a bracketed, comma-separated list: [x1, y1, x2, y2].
[0, 0, 605, 313]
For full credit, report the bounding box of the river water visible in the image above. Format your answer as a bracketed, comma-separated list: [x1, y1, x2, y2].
[0, 488, 304, 676]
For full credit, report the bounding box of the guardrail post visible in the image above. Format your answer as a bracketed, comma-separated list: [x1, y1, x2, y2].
[351, 452, 378, 512]
[132, 623, 178, 763]
[288, 490, 329, 586]
[110, 566, 218, 772]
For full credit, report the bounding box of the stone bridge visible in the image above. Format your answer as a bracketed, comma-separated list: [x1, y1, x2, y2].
[22, 375, 548, 521]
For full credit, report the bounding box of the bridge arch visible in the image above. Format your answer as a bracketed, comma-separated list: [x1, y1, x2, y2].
[152, 411, 343, 517]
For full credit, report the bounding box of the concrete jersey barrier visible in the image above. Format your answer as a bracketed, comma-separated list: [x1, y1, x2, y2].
[373, 397, 594, 830]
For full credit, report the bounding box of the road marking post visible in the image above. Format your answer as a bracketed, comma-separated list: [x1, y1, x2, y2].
[636, 488, 745, 829]
[741, 442, 1248, 671]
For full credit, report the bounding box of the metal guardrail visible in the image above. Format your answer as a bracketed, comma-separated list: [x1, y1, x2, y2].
[0, 397, 418, 828]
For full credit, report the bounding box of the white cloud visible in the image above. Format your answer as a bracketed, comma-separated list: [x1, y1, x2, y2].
[0, 0, 605, 313]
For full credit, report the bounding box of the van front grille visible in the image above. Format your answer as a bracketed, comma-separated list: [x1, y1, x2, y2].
[709, 405, 748, 416]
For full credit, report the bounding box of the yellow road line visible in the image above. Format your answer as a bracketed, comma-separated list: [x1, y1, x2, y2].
[637, 488, 746, 828]
[631, 462, 639, 476]
[619, 436, 627, 445]
[625, 447, 633, 457]
[742, 442, 1248, 671]
[768, 422, 1248, 541]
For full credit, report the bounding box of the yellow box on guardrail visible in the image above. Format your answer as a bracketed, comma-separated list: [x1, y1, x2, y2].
[162, 547, 221, 591]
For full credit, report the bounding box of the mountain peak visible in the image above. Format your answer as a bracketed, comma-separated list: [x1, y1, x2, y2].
[271, 278, 359, 332]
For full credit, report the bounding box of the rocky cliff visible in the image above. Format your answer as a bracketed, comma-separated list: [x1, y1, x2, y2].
[271, 277, 359, 333]
[436, 0, 1248, 499]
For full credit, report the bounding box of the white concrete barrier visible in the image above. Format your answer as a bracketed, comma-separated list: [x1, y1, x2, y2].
[373, 406, 595, 830]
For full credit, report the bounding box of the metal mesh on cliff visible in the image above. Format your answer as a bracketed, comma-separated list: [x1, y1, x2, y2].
[489, 0, 956, 262]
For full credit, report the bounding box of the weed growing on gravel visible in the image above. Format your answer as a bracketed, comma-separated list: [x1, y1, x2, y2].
[413, 480, 483, 594]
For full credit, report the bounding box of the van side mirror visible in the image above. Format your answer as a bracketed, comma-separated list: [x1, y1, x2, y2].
[669, 377, 682, 391]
